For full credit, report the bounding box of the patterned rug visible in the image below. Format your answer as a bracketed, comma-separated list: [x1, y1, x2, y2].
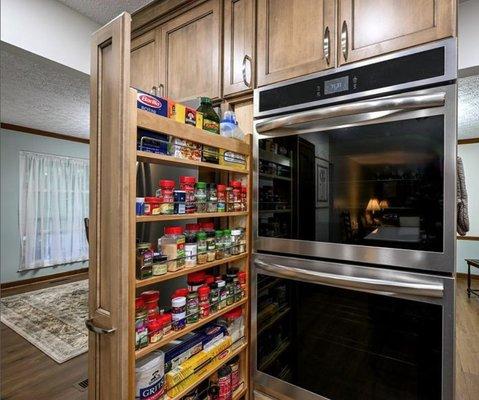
[1, 279, 89, 363]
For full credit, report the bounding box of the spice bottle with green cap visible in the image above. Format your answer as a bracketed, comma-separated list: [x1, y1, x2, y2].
[195, 182, 207, 213]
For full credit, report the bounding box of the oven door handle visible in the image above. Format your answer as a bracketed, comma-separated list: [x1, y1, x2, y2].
[254, 259, 444, 298]
[256, 92, 446, 134]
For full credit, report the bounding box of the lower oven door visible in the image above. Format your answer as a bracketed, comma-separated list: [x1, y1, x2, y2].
[252, 253, 455, 400]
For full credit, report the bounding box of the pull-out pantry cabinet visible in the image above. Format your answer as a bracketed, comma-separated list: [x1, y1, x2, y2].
[89, 12, 252, 400]
[337, 0, 456, 65]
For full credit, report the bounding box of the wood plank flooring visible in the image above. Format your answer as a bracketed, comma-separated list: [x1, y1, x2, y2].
[0, 274, 478, 399]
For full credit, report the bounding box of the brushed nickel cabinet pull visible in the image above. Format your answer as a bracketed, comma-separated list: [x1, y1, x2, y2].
[85, 319, 116, 335]
[341, 20, 349, 62]
[242, 54, 252, 88]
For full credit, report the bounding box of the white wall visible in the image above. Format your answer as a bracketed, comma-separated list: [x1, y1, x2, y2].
[458, 0, 479, 70]
[0, 0, 100, 74]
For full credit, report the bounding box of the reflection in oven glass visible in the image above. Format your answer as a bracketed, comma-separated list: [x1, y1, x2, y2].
[257, 115, 445, 252]
[256, 274, 443, 400]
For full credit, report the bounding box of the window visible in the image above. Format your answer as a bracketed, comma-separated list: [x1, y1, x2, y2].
[19, 151, 89, 270]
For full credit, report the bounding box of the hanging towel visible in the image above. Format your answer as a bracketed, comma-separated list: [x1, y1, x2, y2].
[457, 156, 469, 236]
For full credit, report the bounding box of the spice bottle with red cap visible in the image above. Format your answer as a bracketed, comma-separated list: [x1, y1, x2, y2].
[230, 181, 242, 212]
[159, 226, 185, 271]
[179, 176, 197, 214]
[198, 285, 211, 318]
[217, 184, 226, 212]
[158, 179, 175, 215]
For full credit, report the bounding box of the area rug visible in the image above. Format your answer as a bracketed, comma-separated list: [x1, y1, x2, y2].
[1, 279, 89, 363]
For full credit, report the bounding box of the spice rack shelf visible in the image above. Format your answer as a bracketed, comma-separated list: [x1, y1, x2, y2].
[137, 109, 250, 155]
[136, 253, 248, 288]
[168, 341, 248, 400]
[136, 211, 248, 223]
[137, 151, 249, 174]
[135, 297, 248, 359]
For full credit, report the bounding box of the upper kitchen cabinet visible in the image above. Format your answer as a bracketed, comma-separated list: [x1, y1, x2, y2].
[131, 29, 161, 93]
[223, 0, 255, 97]
[256, 0, 336, 87]
[159, 0, 221, 102]
[338, 0, 456, 65]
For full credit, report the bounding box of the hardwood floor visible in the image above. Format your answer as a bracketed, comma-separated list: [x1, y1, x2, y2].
[0, 274, 478, 399]
[0, 274, 88, 400]
[455, 277, 479, 400]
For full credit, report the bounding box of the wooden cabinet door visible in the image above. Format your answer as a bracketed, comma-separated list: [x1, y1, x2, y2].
[338, 0, 456, 65]
[130, 29, 161, 93]
[223, 0, 255, 97]
[256, 0, 335, 87]
[159, 0, 221, 102]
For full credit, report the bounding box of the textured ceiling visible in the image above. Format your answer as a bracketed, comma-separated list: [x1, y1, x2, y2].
[458, 74, 479, 140]
[0, 42, 90, 138]
[57, 0, 155, 24]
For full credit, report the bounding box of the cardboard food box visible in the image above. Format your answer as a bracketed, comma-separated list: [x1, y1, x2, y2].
[168, 101, 186, 123]
[219, 150, 246, 170]
[136, 89, 168, 117]
[185, 107, 197, 126]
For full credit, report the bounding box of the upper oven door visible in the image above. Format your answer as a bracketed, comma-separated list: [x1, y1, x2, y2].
[253, 85, 457, 273]
[252, 253, 455, 400]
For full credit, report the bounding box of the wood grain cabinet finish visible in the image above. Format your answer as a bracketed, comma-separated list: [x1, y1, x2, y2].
[131, 29, 161, 93]
[338, 0, 456, 65]
[256, 0, 336, 87]
[223, 0, 255, 97]
[159, 0, 221, 102]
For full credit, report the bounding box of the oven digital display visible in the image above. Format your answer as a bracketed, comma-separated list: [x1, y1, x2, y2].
[324, 76, 349, 95]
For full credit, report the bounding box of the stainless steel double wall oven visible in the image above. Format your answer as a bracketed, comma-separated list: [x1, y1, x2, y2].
[252, 39, 457, 400]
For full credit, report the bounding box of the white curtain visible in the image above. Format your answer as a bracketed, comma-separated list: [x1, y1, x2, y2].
[19, 151, 89, 270]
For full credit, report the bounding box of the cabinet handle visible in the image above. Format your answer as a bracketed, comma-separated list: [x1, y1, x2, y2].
[242, 54, 252, 88]
[85, 319, 116, 335]
[323, 26, 331, 65]
[158, 83, 165, 97]
[150, 86, 158, 96]
[341, 20, 349, 62]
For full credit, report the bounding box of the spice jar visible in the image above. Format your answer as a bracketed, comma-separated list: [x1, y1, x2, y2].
[206, 230, 216, 262]
[198, 285, 210, 318]
[147, 318, 163, 343]
[186, 223, 200, 233]
[207, 183, 218, 213]
[186, 292, 199, 324]
[241, 186, 247, 211]
[209, 282, 219, 313]
[158, 180, 175, 214]
[141, 290, 160, 319]
[174, 190, 186, 214]
[223, 229, 232, 257]
[225, 277, 235, 306]
[171, 288, 189, 299]
[228, 356, 241, 391]
[180, 176, 197, 214]
[197, 232, 208, 264]
[184, 231, 197, 268]
[234, 277, 242, 302]
[171, 296, 186, 331]
[152, 253, 168, 276]
[230, 181, 242, 212]
[159, 226, 185, 271]
[208, 385, 220, 400]
[237, 271, 247, 299]
[136, 197, 145, 216]
[230, 229, 241, 255]
[217, 184, 226, 212]
[226, 186, 234, 212]
[144, 197, 161, 216]
[135, 298, 148, 350]
[215, 230, 224, 260]
[195, 182, 207, 213]
[217, 365, 232, 400]
[136, 243, 153, 280]
[238, 228, 246, 253]
[217, 280, 227, 309]
[158, 310, 172, 335]
[187, 271, 205, 292]
[205, 274, 215, 285]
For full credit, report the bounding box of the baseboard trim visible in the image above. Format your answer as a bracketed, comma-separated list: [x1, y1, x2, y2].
[1, 268, 89, 290]
[457, 272, 479, 280]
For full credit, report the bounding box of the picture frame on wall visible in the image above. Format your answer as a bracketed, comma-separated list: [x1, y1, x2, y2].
[316, 157, 329, 208]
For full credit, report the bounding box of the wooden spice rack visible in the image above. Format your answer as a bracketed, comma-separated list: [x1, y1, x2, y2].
[133, 103, 252, 396]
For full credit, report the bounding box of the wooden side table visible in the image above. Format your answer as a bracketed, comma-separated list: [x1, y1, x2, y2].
[465, 259, 479, 298]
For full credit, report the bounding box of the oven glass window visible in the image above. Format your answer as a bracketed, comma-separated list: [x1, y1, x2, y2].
[258, 115, 444, 251]
[256, 274, 443, 399]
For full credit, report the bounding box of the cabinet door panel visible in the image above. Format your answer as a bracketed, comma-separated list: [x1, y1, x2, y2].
[338, 0, 456, 64]
[223, 0, 254, 97]
[257, 0, 335, 87]
[160, 0, 221, 102]
[130, 29, 160, 93]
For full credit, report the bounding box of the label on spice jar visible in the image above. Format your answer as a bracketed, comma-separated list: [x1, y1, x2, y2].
[203, 118, 219, 134]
